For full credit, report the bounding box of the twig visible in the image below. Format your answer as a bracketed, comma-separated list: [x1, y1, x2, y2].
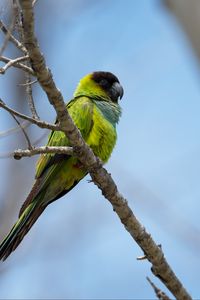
[13, 1, 39, 119]
[0, 20, 27, 54]
[0, 2, 18, 56]
[137, 244, 162, 260]
[0, 56, 34, 75]
[18, 79, 37, 86]
[2, 39, 32, 150]
[19, 1, 192, 300]
[25, 74, 39, 119]
[9, 113, 32, 150]
[0, 120, 30, 138]
[32, 0, 38, 6]
[0, 55, 29, 74]
[147, 277, 171, 300]
[137, 254, 147, 260]
[13, 145, 73, 160]
[0, 99, 60, 131]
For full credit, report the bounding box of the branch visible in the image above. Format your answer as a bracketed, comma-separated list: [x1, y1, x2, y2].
[0, 99, 60, 131]
[0, 55, 29, 74]
[147, 277, 171, 300]
[13, 146, 73, 160]
[18, 79, 37, 86]
[0, 20, 27, 54]
[18, 1, 192, 299]
[0, 56, 34, 75]
[24, 74, 39, 119]
[0, 2, 17, 56]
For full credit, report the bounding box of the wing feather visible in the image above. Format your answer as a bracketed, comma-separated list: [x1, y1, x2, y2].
[36, 97, 93, 178]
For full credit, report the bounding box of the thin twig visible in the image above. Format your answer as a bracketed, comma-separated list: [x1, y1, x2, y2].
[14, 3, 39, 119]
[13, 145, 73, 160]
[0, 99, 60, 131]
[18, 1, 192, 300]
[0, 120, 30, 138]
[32, 0, 38, 6]
[147, 277, 171, 300]
[10, 113, 32, 150]
[0, 20, 27, 54]
[0, 2, 18, 56]
[18, 79, 37, 86]
[0, 56, 34, 75]
[0, 55, 29, 74]
[25, 74, 39, 119]
[137, 244, 162, 260]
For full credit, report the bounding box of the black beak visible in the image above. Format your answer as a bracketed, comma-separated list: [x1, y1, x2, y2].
[111, 82, 124, 101]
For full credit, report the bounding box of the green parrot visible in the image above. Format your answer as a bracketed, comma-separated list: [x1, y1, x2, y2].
[0, 71, 123, 260]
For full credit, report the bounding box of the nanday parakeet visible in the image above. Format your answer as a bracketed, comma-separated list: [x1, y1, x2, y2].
[0, 71, 123, 260]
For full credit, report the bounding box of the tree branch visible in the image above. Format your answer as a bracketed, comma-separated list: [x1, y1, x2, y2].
[24, 74, 39, 119]
[0, 99, 60, 131]
[14, 145, 73, 160]
[0, 20, 27, 54]
[0, 2, 18, 56]
[0, 56, 34, 75]
[16, 1, 192, 299]
[0, 55, 29, 74]
[147, 277, 171, 300]
[18, 79, 37, 86]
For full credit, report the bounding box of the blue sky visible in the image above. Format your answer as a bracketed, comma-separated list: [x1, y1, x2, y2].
[0, 0, 200, 298]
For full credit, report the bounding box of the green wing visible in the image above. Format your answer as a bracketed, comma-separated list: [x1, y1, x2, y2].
[36, 96, 94, 179]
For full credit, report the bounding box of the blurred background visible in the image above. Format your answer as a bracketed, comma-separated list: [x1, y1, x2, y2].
[0, 0, 200, 298]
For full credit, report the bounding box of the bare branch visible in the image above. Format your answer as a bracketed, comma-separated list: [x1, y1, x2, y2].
[24, 74, 39, 119]
[0, 2, 18, 56]
[0, 19, 27, 54]
[32, 0, 38, 6]
[13, 145, 73, 160]
[0, 56, 34, 75]
[11, 1, 39, 119]
[147, 277, 171, 300]
[18, 1, 192, 300]
[0, 55, 29, 74]
[0, 99, 60, 131]
[18, 79, 37, 86]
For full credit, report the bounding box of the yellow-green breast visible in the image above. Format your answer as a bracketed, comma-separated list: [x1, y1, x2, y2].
[85, 99, 120, 163]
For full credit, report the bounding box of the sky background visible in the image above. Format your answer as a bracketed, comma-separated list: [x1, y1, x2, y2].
[0, 0, 200, 299]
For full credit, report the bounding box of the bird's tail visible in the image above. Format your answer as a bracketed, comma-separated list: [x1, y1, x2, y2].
[0, 200, 46, 261]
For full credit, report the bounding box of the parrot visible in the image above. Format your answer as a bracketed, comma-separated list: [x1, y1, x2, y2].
[0, 71, 123, 261]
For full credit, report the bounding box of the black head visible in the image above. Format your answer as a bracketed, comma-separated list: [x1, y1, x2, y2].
[92, 71, 124, 102]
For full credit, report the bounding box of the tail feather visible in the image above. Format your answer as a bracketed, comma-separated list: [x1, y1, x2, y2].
[0, 202, 46, 261]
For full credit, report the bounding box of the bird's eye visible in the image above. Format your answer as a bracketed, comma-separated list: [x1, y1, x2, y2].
[99, 79, 109, 87]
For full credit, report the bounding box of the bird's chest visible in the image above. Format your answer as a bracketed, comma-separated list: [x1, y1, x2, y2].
[86, 105, 117, 163]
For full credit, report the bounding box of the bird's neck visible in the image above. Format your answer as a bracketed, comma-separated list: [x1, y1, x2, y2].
[94, 99, 121, 127]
